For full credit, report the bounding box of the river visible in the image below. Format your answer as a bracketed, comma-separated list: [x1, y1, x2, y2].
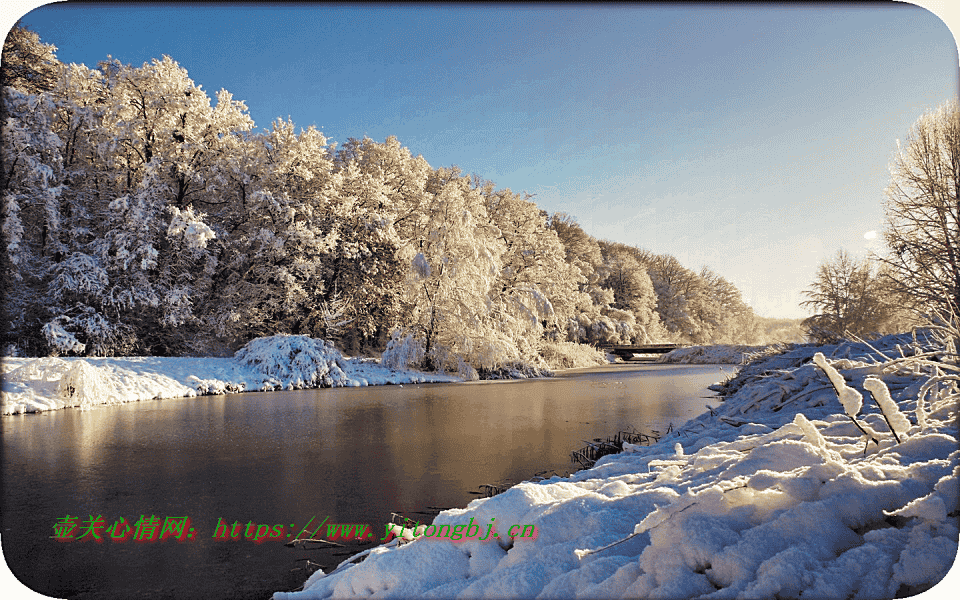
[1, 363, 725, 599]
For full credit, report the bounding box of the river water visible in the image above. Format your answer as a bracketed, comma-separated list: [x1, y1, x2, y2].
[2, 363, 725, 599]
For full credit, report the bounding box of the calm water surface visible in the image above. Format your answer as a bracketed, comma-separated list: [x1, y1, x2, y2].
[2, 363, 726, 599]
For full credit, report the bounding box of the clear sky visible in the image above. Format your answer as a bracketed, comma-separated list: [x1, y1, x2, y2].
[3, 2, 959, 319]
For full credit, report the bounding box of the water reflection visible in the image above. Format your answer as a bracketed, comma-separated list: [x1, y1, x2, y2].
[2, 364, 723, 599]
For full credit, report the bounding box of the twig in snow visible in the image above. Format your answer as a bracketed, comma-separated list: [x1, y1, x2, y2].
[574, 530, 642, 559]
[848, 415, 880, 454]
[285, 537, 345, 549]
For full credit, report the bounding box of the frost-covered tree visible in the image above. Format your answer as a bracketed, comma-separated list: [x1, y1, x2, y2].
[84, 57, 254, 354]
[1, 23, 61, 94]
[403, 168, 506, 372]
[638, 252, 701, 341]
[0, 27, 81, 354]
[3, 54, 260, 355]
[697, 267, 762, 344]
[482, 187, 581, 351]
[212, 119, 340, 344]
[881, 99, 960, 317]
[1, 85, 65, 353]
[213, 184, 341, 344]
[334, 136, 433, 223]
[549, 213, 627, 344]
[597, 242, 663, 343]
[550, 211, 603, 288]
[801, 250, 906, 343]
[329, 136, 432, 351]
[95, 56, 255, 206]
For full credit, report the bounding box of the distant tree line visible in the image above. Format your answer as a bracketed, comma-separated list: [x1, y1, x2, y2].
[2, 24, 795, 370]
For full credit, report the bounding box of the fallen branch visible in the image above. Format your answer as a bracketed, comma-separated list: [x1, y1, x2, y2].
[285, 537, 345, 549]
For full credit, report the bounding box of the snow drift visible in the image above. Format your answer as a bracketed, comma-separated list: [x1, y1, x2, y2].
[658, 344, 773, 365]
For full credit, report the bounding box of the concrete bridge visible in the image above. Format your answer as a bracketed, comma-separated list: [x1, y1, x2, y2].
[604, 344, 681, 361]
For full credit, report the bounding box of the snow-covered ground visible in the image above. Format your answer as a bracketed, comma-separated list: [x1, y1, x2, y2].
[1, 335, 459, 415]
[274, 330, 959, 599]
[658, 344, 774, 365]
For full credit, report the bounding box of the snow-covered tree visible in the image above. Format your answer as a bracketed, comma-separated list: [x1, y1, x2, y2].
[1, 84, 65, 353]
[698, 267, 762, 344]
[399, 166, 506, 372]
[550, 211, 603, 289]
[8, 55, 259, 355]
[881, 99, 960, 317]
[0, 29, 80, 354]
[549, 213, 622, 344]
[334, 135, 433, 225]
[637, 252, 701, 342]
[330, 136, 433, 351]
[597, 242, 663, 343]
[802, 250, 909, 343]
[1, 23, 61, 94]
[482, 187, 581, 352]
[211, 119, 338, 343]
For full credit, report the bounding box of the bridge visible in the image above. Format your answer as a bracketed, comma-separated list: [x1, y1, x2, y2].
[603, 344, 681, 361]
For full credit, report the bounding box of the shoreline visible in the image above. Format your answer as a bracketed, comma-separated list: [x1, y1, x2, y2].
[0, 348, 461, 416]
[277, 363, 726, 590]
[1, 335, 747, 416]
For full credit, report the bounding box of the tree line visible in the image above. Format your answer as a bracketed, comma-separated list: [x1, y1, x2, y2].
[2, 24, 789, 371]
[801, 99, 960, 343]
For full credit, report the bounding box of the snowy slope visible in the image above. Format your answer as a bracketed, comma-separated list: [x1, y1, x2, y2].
[658, 344, 774, 365]
[1, 335, 459, 415]
[275, 330, 958, 599]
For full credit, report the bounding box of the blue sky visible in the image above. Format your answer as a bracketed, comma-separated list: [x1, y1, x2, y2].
[3, 2, 958, 318]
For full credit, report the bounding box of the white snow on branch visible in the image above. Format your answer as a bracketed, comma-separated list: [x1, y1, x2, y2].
[813, 351, 862, 417]
[864, 376, 912, 440]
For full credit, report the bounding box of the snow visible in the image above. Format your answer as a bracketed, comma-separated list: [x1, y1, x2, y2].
[865, 376, 912, 440]
[273, 330, 959, 599]
[1, 334, 459, 415]
[658, 344, 772, 365]
[814, 351, 863, 417]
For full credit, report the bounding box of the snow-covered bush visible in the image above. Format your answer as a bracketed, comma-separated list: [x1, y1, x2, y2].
[475, 360, 553, 380]
[234, 335, 351, 389]
[455, 356, 479, 382]
[380, 330, 425, 370]
[458, 334, 519, 372]
[57, 360, 119, 407]
[440, 330, 552, 380]
[540, 340, 607, 369]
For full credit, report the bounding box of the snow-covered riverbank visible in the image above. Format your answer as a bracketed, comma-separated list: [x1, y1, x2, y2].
[274, 329, 958, 599]
[0, 334, 780, 416]
[1, 335, 460, 415]
[658, 344, 772, 365]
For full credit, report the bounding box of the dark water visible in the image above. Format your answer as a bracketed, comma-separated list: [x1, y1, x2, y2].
[1, 363, 725, 599]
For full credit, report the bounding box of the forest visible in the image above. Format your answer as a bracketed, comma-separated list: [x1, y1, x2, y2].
[2, 25, 799, 375]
